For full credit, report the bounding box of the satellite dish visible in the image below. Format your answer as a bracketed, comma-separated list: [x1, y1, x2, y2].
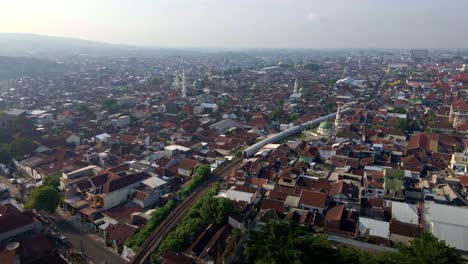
[6, 242, 19, 251]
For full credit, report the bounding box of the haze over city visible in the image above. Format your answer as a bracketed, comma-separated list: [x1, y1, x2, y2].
[2, 0, 468, 49]
[0, 1, 467, 264]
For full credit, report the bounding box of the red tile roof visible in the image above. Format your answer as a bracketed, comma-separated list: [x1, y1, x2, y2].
[299, 190, 327, 209]
[325, 204, 345, 221]
[178, 158, 199, 170]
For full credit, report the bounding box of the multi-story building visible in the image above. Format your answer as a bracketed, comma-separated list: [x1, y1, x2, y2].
[449, 102, 468, 128]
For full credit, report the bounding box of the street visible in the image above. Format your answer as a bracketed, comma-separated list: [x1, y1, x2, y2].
[47, 212, 127, 264]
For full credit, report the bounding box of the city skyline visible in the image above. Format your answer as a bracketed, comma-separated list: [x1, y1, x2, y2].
[2, 0, 468, 49]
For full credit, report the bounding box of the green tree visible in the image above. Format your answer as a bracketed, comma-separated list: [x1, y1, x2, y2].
[126, 200, 177, 251]
[396, 233, 464, 264]
[25, 185, 61, 213]
[43, 175, 61, 190]
[196, 164, 211, 177]
[102, 98, 120, 113]
[288, 113, 298, 123]
[394, 119, 409, 131]
[303, 63, 321, 71]
[393, 107, 407, 114]
[8, 138, 37, 160]
[77, 104, 91, 113]
[269, 108, 287, 122]
[200, 197, 232, 225]
[147, 77, 163, 86]
[245, 221, 337, 264]
[0, 145, 12, 164]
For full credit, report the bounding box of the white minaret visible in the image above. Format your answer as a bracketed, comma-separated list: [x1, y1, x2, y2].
[173, 70, 180, 89]
[293, 78, 299, 93]
[335, 104, 342, 130]
[181, 69, 187, 98]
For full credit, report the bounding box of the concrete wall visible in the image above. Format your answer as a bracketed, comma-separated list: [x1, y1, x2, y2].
[103, 182, 141, 209]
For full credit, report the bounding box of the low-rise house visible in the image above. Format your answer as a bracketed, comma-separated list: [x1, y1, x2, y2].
[324, 204, 358, 238]
[383, 168, 405, 201]
[111, 115, 131, 128]
[450, 152, 468, 175]
[164, 145, 191, 158]
[0, 203, 42, 244]
[131, 176, 170, 208]
[360, 196, 387, 220]
[198, 225, 232, 264]
[365, 171, 385, 198]
[209, 119, 237, 134]
[76, 172, 151, 214]
[389, 220, 422, 245]
[449, 102, 468, 128]
[95, 133, 111, 143]
[358, 217, 390, 240]
[16, 154, 55, 180]
[65, 133, 81, 146]
[328, 181, 361, 209]
[389, 201, 419, 225]
[225, 185, 259, 204]
[106, 223, 138, 253]
[61, 165, 102, 190]
[178, 158, 199, 177]
[298, 190, 327, 214]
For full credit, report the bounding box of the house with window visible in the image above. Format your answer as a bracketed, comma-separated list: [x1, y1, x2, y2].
[298, 190, 327, 214]
[450, 152, 468, 175]
[383, 168, 405, 201]
[177, 158, 199, 178]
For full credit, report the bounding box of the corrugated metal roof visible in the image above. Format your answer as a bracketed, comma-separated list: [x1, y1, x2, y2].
[425, 202, 468, 251]
[359, 217, 389, 238]
[390, 201, 419, 224]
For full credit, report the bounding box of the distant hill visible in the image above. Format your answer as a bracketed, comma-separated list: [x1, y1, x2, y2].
[0, 56, 67, 80]
[0, 33, 134, 57]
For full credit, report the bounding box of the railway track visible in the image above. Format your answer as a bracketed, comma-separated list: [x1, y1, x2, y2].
[130, 159, 241, 264]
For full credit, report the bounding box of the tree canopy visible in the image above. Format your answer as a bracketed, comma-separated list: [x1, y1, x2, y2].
[25, 185, 62, 213]
[303, 63, 322, 72]
[196, 164, 211, 177]
[126, 200, 177, 251]
[393, 118, 409, 131]
[8, 138, 37, 160]
[395, 232, 464, 264]
[199, 196, 232, 225]
[0, 145, 11, 164]
[244, 221, 464, 264]
[43, 175, 61, 190]
[102, 98, 120, 113]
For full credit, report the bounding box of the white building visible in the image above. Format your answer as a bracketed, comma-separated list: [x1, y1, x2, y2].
[225, 185, 259, 204]
[359, 217, 390, 239]
[423, 202, 468, 251]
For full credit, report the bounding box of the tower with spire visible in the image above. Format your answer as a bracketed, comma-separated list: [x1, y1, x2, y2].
[293, 78, 299, 94]
[173, 70, 180, 90]
[181, 69, 187, 98]
[335, 103, 342, 131]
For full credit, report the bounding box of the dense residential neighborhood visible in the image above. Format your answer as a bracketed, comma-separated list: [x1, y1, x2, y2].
[0, 45, 467, 264]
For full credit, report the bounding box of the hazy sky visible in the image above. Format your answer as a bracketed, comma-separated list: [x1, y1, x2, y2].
[2, 0, 468, 49]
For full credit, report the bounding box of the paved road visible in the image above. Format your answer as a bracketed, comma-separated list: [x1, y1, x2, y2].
[48, 214, 127, 264]
[0, 174, 21, 198]
[328, 235, 397, 253]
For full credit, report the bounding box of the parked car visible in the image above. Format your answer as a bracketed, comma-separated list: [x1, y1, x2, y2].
[8, 178, 17, 184]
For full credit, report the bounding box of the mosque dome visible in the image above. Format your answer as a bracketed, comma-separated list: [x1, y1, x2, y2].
[319, 121, 332, 130]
